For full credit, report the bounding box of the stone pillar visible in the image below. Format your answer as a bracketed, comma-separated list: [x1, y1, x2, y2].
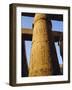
[22, 38, 28, 77]
[29, 13, 61, 76]
[59, 35, 63, 59]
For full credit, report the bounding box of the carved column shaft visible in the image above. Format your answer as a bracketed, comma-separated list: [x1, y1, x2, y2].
[29, 13, 61, 76]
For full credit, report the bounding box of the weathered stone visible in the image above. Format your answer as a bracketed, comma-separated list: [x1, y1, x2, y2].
[29, 13, 61, 76]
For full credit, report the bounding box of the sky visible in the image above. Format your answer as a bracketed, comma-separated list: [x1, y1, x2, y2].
[21, 16, 63, 65]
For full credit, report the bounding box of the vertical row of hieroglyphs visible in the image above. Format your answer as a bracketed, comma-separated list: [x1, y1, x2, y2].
[29, 13, 61, 76]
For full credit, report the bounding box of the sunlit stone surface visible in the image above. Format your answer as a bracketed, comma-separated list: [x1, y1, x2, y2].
[29, 14, 61, 76]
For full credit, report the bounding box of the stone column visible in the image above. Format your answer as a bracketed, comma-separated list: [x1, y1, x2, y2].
[29, 13, 60, 76]
[59, 35, 63, 59]
[22, 38, 28, 77]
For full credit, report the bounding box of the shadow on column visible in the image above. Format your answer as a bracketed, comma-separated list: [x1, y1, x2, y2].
[46, 19, 61, 75]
